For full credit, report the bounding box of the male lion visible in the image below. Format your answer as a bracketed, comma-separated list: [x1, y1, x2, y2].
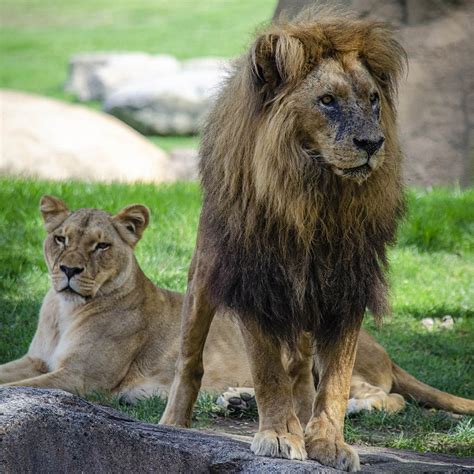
[160, 12, 408, 471]
[0, 196, 252, 398]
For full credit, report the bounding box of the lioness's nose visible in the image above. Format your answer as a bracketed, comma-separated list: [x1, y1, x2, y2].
[353, 137, 385, 157]
[60, 265, 84, 279]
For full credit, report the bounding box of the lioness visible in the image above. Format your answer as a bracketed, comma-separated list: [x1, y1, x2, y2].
[0, 195, 252, 399]
[2, 196, 472, 422]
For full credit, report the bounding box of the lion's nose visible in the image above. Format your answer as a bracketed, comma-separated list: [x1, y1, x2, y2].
[60, 265, 84, 279]
[353, 137, 385, 158]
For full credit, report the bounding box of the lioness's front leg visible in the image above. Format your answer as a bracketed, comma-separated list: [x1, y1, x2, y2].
[305, 320, 363, 472]
[3, 367, 81, 393]
[0, 356, 47, 384]
[240, 320, 307, 461]
[160, 255, 216, 427]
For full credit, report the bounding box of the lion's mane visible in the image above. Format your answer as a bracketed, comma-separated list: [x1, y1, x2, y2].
[199, 12, 407, 345]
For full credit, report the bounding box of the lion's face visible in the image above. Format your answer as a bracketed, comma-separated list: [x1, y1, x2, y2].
[296, 57, 384, 183]
[40, 196, 149, 301]
[248, 22, 405, 189]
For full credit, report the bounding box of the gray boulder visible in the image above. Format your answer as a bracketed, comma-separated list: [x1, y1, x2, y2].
[65, 53, 180, 101]
[65, 53, 230, 136]
[1, 387, 473, 473]
[89, 54, 181, 102]
[397, 6, 473, 186]
[104, 68, 227, 135]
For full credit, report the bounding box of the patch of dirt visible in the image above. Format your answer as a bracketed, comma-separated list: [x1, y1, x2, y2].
[203, 415, 258, 437]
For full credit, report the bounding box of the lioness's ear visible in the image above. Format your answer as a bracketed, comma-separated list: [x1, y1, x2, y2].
[112, 204, 150, 247]
[251, 31, 308, 98]
[40, 195, 70, 232]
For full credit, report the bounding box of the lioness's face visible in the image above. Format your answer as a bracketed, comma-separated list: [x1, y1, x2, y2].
[296, 57, 385, 183]
[40, 196, 149, 301]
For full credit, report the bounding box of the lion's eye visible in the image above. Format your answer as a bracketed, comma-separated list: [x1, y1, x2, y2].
[320, 95, 335, 106]
[95, 242, 111, 251]
[370, 92, 380, 106]
[54, 235, 66, 245]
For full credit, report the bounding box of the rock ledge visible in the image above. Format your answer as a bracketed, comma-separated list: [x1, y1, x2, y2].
[1, 387, 472, 473]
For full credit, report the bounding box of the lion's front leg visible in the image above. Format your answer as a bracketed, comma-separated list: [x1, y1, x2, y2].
[305, 320, 363, 472]
[285, 331, 316, 429]
[160, 254, 216, 428]
[239, 320, 307, 461]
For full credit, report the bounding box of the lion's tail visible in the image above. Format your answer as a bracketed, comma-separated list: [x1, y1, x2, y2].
[391, 363, 474, 415]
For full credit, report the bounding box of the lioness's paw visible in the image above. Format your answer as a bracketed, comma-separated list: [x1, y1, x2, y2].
[251, 430, 307, 460]
[305, 436, 360, 472]
[216, 387, 256, 413]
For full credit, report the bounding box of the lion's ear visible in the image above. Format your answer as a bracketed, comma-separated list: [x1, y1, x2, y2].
[112, 204, 150, 247]
[40, 195, 70, 232]
[361, 25, 407, 107]
[251, 31, 308, 98]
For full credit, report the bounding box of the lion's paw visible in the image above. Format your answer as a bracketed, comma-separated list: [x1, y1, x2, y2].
[305, 435, 360, 472]
[216, 387, 256, 413]
[251, 429, 307, 460]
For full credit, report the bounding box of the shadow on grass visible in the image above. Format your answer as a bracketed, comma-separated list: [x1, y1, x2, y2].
[0, 297, 42, 363]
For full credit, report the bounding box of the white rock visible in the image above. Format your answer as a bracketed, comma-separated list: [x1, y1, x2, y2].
[421, 318, 435, 331]
[440, 315, 454, 330]
[0, 90, 178, 183]
[65, 53, 180, 101]
[65, 52, 147, 101]
[104, 69, 227, 135]
[90, 54, 180, 101]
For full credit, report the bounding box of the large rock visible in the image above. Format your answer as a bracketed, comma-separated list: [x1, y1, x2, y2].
[103, 69, 226, 135]
[397, 7, 473, 186]
[1, 387, 473, 473]
[65, 53, 180, 102]
[0, 90, 178, 183]
[65, 53, 229, 136]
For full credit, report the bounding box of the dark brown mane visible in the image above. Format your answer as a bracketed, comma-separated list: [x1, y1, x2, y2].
[199, 12, 407, 345]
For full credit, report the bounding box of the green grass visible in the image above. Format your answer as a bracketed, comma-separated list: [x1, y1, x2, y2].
[1, 0, 275, 101]
[0, 178, 473, 455]
[1, 1, 276, 149]
[345, 406, 474, 456]
[149, 136, 200, 152]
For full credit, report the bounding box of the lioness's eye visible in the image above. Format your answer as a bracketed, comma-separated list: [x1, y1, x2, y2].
[95, 242, 111, 251]
[320, 94, 335, 106]
[54, 235, 65, 245]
